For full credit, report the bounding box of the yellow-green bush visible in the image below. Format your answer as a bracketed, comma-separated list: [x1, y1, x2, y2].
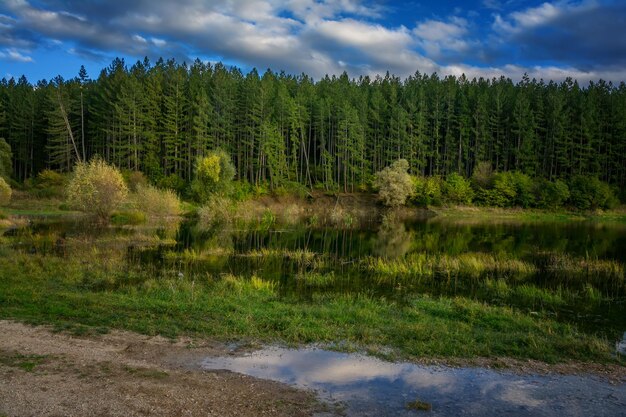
[197, 196, 233, 226]
[374, 159, 414, 207]
[0, 177, 11, 206]
[31, 169, 66, 198]
[134, 184, 181, 219]
[191, 150, 236, 202]
[66, 158, 128, 221]
[124, 170, 148, 192]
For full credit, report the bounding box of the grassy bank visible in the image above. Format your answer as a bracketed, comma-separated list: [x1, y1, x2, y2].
[429, 206, 626, 224]
[0, 249, 621, 365]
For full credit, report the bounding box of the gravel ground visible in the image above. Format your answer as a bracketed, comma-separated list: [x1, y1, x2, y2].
[0, 321, 326, 417]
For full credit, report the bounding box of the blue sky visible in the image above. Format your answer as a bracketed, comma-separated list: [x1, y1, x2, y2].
[1, 0, 625, 83]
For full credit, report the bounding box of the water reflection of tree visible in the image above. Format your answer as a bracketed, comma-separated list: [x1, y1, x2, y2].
[373, 215, 413, 259]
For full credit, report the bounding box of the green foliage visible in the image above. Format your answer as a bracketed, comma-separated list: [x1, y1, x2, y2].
[509, 171, 535, 208]
[229, 180, 255, 201]
[36, 169, 65, 187]
[374, 159, 414, 207]
[272, 181, 309, 199]
[474, 173, 515, 207]
[123, 171, 148, 192]
[0, 177, 11, 206]
[1, 59, 625, 201]
[471, 161, 494, 189]
[569, 175, 618, 210]
[191, 150, 236, 202]
[197, 196, 234, 226]
[0, 138, 12, 181]
[133, 184, 181, 219]
[442, 173, 474, 205]
[535, 179, 570, 209]
[157, 174, 186, 194]
[66, 158, 128, 220]
[412, 176, 443, 206]
[28, 169, 66, 198]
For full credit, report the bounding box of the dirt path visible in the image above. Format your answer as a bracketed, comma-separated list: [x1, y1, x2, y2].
[0, 321, 326, 417]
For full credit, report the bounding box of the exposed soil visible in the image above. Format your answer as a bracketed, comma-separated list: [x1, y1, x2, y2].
[0, 321, 326, 417]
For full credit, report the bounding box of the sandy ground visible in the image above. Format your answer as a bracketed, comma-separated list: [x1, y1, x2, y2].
[0, 321, 328, 417]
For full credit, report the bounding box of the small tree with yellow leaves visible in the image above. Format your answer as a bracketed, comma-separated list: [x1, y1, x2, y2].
[66, 158, 128, 221]
[191, 150, 235, 202]
[0, 177, 11, 206]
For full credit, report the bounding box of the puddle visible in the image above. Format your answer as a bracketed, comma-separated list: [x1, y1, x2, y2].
[201, 347, 626, 417]
[618, 332, 626, 356]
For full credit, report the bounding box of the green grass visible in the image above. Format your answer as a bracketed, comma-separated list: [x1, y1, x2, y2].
[0, 251, 620, 365]
[0, 351, 48, 372]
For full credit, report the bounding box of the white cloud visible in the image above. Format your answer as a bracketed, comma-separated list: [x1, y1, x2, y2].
[413, 17, 475, 60]
[0, 47, 33, 62]
[493, 1, 594, 34]
[414, 17, 468, 42]
[313, 19, 412, 50]
[151, 37, 166, 47]
[1, 0, 624, 83]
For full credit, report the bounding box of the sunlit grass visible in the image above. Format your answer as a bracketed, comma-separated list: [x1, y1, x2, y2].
[0, 250, 621, 364]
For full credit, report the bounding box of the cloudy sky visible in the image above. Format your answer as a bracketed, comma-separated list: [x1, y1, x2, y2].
[1, 0, 625, 83]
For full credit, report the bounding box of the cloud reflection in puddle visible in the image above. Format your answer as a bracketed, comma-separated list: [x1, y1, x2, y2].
[200, 347, 625, 417]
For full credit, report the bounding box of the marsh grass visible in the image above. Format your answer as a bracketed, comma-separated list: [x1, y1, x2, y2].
[542, 253, 624, 278]
[0, 249, 621, 364]
[296, 271, 337, 288]
[132, 185, 182, 220]
[362, 253, 537, 280]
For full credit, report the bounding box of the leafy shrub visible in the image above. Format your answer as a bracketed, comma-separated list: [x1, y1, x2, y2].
[474, 172, 515, 207]
[471, 161, 494, 189]
[569, 175, 617, 210]
[123, 170, 148, 192]
[510, 171, 535, 208]
[197, 196, 234, 226]
[534, 179, 570, 209]
[66, 158, 128, 221]
[157, 174, 186, 194]
[134, 184, 181, 219]
[230, 180, 254, 201]
[373, 159, 414, 207]
[412, 175, 442, 206]
[272, 181, 309, 199]
[473, 171, 540, 208]
[442, 173, 474, 205]
[31, 169, 66, 198]
[191, 150, 236, 202]
[0, 177, 11, 206]
[37, 169, 65, 187]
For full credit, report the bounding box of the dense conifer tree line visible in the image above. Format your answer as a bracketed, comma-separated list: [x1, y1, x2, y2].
[1, 58, 625, 195]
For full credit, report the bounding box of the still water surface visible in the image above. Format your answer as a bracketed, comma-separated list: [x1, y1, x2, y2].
[201, 346, 626, 417]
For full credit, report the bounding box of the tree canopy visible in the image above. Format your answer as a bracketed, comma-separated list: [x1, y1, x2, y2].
[0, 59, 624, 196]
